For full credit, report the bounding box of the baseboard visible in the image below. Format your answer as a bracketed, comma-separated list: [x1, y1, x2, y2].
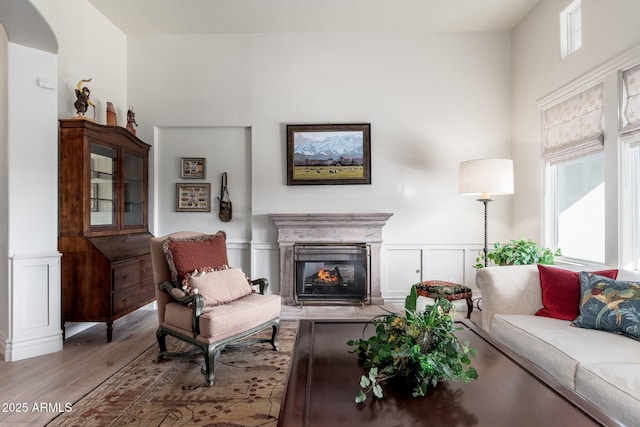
[2, 333, 63, 362]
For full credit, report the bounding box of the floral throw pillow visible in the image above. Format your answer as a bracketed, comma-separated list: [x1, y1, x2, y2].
[572, 272, 640, 341]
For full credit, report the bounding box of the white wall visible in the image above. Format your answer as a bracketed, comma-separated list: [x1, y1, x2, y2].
[511, 0, 640, 256]
[126, 31, 514, 292]
[32, 0, 128, 125]
[129, 31, 514, 245]
[153, 126, 252, 241]
[7, 43, 58, 255]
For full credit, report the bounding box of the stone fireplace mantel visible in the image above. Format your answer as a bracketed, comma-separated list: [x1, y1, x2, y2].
[269, 213, 393, 305]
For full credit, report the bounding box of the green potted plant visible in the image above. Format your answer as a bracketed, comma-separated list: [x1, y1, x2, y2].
[474, 237, 561, 270]
[347, 286, 478, 403]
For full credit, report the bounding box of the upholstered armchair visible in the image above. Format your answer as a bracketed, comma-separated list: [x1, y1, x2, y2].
[149, 230, 281, 386]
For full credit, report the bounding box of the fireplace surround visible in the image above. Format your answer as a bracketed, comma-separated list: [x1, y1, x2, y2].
[269, 213, 393, 305]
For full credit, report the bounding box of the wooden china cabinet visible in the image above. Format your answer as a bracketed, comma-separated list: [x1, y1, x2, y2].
[58, 119, 155, 342]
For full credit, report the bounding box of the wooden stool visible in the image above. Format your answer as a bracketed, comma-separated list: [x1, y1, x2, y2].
[414, 280, 474, 319]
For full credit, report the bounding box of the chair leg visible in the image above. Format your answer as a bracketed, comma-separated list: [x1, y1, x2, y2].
[270, 321, 281, 351]
[156, 328, 168, 361]
[465, 296, 473, 319]
[203, 346, 217, 387]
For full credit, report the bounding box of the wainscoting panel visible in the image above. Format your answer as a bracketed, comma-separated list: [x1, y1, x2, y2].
[226, 242, 250, 274]
[424, 248, 465, 284]
[383, 244, 483, 304]
[227, 242, 280, 295]
[5, 252, 62, 361]
[251, 243, 279, 295]
[383, 246, 423, 302]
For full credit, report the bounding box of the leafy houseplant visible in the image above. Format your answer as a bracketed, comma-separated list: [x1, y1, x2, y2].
[347, 286, 478, 403]
[474, 238, 561, 270]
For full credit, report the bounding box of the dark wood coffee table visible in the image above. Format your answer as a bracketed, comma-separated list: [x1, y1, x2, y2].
[278, 319, 621, 427]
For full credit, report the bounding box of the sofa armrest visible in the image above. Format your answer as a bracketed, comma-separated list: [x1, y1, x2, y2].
[475, 265, 542, 332]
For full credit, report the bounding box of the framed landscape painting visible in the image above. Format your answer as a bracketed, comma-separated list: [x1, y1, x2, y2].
[286, 123, 371, 185]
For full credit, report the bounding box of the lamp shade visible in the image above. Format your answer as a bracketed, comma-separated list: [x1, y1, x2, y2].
[458, 159, 514, 199]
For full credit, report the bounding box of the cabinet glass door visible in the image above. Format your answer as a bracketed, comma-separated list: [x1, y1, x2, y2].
[124, 152, 144, 226]
[90, 144, 117, 226]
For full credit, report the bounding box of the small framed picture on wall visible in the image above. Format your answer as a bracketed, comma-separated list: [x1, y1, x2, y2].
[175, 183, 211, 212]
[180, 157, 206, 179]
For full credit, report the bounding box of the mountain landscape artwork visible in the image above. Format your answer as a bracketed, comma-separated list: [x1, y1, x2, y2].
[287, 124, 371, 185]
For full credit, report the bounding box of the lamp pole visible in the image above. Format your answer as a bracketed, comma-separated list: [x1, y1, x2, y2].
[478, 197, 493, 267]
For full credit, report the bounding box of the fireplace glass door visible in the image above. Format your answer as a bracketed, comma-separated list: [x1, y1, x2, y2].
[294, 244, 369, 304]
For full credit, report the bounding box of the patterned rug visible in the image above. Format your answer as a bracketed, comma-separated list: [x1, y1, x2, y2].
[47, 322, 297, 427]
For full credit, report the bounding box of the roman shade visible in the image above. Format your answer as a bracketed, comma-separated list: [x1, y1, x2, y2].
[622, 64, 640, 132]
[543, 84, 604, 163]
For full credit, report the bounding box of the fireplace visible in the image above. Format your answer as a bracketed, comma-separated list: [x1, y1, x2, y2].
[269, 213, 392, 305]
[295, 244, 369, 306]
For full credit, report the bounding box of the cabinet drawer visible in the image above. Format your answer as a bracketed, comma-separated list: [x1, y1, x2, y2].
[113, 256, 153, 291]
[113, 281, 155, 314]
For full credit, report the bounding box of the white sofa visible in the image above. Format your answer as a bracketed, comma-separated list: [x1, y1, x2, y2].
[476, 264, 640, 427]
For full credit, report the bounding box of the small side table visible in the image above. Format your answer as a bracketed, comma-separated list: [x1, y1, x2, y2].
[414, 280, 474, 319]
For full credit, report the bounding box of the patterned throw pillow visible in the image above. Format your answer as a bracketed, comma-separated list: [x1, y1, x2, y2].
[572, 272, 640, 341]
[162, 231, 229, 284]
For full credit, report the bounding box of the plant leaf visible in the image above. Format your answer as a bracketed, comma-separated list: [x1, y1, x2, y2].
[355, 391, 367, 403]
[405, 285, 418, 313]
[360, 375, 371, 388]
[373, 384, 384, 399]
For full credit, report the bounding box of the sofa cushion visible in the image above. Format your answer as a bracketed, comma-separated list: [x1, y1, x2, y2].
[535, 265, 618, 321]
[575, 362, 640, 427]
[162, 231, 229, 284]
[491, 314, 640, 389]
[183, 267, 253, 306]
[572, 272, 640, 340]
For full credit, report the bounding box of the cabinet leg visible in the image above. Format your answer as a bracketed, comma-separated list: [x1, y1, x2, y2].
[107, 321, 113, 343]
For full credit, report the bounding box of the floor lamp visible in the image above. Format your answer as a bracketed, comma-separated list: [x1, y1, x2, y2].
[459, 159, 514, 267]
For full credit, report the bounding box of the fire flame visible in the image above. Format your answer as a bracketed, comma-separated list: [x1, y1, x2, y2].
[317, 268, 339, 283]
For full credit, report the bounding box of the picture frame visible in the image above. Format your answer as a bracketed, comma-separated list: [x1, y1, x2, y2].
[286, 123, 371, 185]
[180, 157, 206, 179]
[175, 183, 211, 212]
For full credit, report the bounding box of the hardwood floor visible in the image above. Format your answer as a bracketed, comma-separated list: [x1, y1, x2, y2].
[0, 308, 157, 426]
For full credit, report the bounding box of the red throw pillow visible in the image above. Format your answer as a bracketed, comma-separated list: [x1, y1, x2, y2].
[162, 232, 229, 284]
[535, 265, 618, 320]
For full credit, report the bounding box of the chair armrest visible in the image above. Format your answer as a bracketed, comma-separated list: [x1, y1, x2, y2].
[158, 281, 205, 336]
[251, 278, 269, 295]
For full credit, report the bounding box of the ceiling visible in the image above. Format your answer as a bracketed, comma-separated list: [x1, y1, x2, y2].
[88, 0, 541, 35]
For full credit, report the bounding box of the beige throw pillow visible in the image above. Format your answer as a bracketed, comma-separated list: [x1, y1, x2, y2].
[185, 267, 253, 306]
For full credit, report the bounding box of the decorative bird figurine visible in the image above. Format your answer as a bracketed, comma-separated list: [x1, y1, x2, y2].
[74, 78, 95, 117]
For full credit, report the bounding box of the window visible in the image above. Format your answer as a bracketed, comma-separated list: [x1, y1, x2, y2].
[548, 153, 605, 263]
[560, 0, 582, 59]
[543, 84, 604, 263]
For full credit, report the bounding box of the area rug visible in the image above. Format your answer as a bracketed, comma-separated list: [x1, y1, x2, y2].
[47, 322, 297, 427]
